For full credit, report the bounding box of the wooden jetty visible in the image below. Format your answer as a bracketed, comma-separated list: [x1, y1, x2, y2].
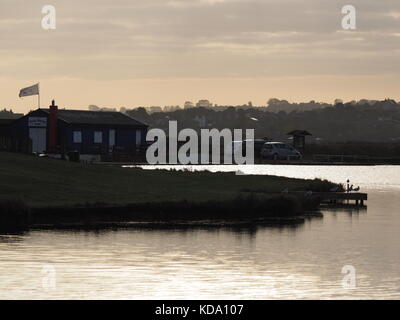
[285, 191, 367, 206]
[315, 192, 367, 206]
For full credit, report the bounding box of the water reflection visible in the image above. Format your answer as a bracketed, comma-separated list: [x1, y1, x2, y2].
[0, 234, 27, 244]
[0, 166, 399, 299]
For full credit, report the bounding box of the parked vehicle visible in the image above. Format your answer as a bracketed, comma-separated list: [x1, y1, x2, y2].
[245, 139, 268, 156]
[261, 142, 302, 160]
[225, 139, 267, 158]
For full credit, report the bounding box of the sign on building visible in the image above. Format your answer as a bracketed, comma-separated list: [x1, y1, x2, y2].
[29, 117, 47, 127]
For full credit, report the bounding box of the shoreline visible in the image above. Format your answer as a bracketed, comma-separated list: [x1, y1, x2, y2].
[97, 161, 397, 167]
[1, 195, 323, 233]
[30, 216, 312, 231]
[0, 152, 343, 233]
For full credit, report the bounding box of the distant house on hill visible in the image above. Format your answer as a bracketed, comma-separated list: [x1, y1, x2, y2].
[9, 100, 148, 160]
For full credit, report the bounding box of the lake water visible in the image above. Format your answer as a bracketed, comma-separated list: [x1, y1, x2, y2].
[0, 165, 399, 299]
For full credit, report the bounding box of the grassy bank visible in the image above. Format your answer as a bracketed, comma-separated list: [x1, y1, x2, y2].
[0, 152, 339, 230]
[31, 194, 321, 227]
[0, 152, 339, 207]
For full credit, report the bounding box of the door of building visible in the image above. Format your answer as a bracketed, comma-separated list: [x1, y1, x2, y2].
[29, 128, 47, 153]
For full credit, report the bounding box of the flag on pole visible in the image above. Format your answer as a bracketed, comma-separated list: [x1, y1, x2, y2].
[19, 83, 39, 98]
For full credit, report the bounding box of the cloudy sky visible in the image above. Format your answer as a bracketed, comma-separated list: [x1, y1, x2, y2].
[1, 0, 400, 112]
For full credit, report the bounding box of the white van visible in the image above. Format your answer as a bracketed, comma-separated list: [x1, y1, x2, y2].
[260, 142, 302, 160]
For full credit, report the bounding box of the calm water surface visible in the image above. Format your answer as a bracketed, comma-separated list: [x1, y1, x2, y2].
[0, 165, 399, 299]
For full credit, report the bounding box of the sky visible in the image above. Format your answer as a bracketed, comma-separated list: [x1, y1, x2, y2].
[1, 0, 400, 113]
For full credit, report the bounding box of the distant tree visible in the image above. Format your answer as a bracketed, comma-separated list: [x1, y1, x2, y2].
[126, 107, 150, 124]
[334, 99, 343, 105]
[88, 105, 100, 111]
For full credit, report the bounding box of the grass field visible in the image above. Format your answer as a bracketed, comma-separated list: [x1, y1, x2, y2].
[0, 152, 339, 208]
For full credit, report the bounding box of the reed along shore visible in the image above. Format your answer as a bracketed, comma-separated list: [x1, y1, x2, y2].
[0, 152, 341, 232]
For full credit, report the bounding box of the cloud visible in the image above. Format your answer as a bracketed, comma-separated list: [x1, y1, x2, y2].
[0, 0, 399, 80]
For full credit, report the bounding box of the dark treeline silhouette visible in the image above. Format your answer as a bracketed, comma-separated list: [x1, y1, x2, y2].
[126, 99, 400, 143]
[3, 99, 400, 144]
[266, 98, 333, 113]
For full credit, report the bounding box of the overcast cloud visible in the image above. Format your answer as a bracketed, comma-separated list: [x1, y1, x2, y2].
[0, 0, 399, 110]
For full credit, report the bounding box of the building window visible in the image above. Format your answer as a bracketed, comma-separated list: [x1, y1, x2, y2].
[94, 131, 103, 143]
[136, 129, 141, 146]
[73, 131, 82, 143]
[109, 129, 115, 147]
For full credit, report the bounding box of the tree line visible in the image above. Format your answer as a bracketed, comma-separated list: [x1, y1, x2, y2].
[126, 100, 400, 143]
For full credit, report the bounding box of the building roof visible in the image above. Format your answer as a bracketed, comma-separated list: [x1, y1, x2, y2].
[287, 130, 312, 136]
[40, 109, 148, 127]
[0, 113, 23, 120]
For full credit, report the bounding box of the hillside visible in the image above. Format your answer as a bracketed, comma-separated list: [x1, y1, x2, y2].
[126, 101, 400, 142]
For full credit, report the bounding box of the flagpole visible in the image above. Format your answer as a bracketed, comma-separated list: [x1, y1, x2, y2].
[38, 83, 40, 108]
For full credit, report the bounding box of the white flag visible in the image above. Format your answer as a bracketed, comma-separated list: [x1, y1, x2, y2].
[19, 83, 39, 97]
